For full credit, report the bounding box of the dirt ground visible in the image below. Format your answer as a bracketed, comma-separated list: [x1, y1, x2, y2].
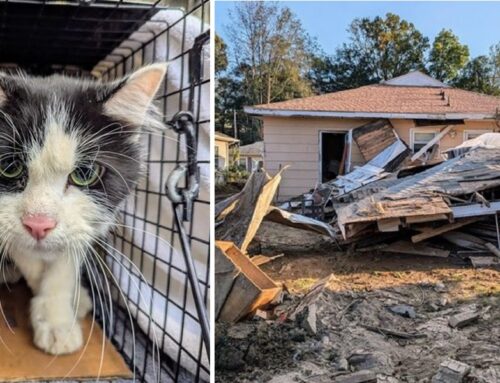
[215, 225, 500, 383]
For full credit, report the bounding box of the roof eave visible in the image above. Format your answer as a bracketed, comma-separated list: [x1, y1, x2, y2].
[244, 107, 497, 120]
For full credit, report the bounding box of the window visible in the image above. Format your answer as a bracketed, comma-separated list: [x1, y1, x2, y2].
[215, 145, 220, 169]
[412, 130, 438, 153]
[464, 130, 492, 141]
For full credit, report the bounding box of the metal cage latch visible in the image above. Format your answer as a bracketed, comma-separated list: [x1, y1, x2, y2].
[165, 111, 200, 222]
[165, 111, 210, 358]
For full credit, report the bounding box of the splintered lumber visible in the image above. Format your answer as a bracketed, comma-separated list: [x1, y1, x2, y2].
[383, 240, 449, 258]
[411, 218, 481, 243]
[337, 147, 500, 239]
[337, 196, 452, 239]
[216, 241, 281, 323]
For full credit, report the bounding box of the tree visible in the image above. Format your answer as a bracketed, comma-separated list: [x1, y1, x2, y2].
[428, 29, 469, 83]
[226, 2, 314, 105]
[453, 56, 500, 95]
[331, 13, 429, 87]
[490, 42, 500, 89]
[215, 34, 228, 75]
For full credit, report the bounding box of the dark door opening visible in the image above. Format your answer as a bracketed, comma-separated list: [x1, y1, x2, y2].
[321, 132, 346, 182]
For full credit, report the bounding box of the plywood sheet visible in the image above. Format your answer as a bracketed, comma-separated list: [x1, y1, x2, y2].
[352, 119, 397, 162]
[0, 282, 132, 382]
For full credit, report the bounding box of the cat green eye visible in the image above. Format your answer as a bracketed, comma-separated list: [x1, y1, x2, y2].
[0, 157, 24, 179]
[69, 163, 103, 187]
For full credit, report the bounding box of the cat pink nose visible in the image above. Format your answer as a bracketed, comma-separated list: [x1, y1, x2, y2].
[22, 215, 57, 240]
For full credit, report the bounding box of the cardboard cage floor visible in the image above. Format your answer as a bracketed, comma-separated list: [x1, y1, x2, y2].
[0, 282, 132, 382]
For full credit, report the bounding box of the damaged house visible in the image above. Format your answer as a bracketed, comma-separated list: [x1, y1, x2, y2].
[244, 71, 500, 201]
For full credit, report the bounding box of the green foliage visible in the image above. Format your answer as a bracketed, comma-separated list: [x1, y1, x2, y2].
[429, 29, 469, 82]
[454, 55, 500, 96]
[341, 13, 429, 83]
[220, 164, 250, 183]
[308, 13, 429, 92]
[216, 2, 315, 144]
[226, 2, 314, 105]
[215, 34, 228, 74]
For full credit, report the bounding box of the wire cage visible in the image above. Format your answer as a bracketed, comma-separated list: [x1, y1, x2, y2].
[0, 1, 210, 382]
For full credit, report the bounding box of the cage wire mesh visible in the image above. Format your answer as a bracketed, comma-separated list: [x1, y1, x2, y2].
[0, 0, 211, 382]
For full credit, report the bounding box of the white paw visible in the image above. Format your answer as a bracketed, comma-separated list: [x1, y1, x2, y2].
[31, 296, 83, 355]
[76, 286, 93, 319]
[33, 320, 83, 355]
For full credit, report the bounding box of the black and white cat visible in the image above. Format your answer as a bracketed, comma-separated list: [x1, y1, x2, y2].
[0, 64, 166, 355]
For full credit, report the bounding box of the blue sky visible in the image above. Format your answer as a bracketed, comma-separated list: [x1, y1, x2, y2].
[215, 1, 500, 58]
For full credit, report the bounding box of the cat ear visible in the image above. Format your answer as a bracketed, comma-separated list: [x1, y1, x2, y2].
[103, 63, 167, 126]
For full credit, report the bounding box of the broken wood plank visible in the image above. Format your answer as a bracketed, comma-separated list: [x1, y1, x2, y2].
[250, 253, 284, 267]
[377, 218, 400, 232]
[406, 213, 450, 224]
[441, 232, 487, 250]
[484, 242, 500, 258]
[473, 191, 490, 207]
[448, 311, 480, 328]
[215, 246, 239, 319]
[338, 196, 452, 235]
[443, 231, 500, 257]
[469, 256, 500, 268]
[411, 125, 452, 162]
[411, 218, 481, 243]
[383, 240, 450, 257]
[216, 241, 281, 323]
[363, 325, 426, 339]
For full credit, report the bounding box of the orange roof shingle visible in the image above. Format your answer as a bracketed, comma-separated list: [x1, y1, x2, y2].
[248, 85, 500, 117]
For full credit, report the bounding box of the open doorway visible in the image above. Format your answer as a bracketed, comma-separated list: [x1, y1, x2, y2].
[321, 132, 347, 182]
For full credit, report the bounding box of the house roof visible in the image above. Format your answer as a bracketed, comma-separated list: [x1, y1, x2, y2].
[381, 71, 449, 87]
[245, 72, 500, 120]
[215, 131, 239, 143]
[240, 141, 264, 156]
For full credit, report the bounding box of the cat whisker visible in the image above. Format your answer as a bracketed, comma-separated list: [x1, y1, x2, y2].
[92, 238, 161, 382]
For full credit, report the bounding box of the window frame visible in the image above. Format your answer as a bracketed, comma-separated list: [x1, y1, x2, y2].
[463, 130, 493, 141]
[410, 128, 439, 153]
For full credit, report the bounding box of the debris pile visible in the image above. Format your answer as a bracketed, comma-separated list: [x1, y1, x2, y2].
[215, 129, 500, 382]
[282, 131, 500, 269]
[215, 132, 500, 323]
[216, 273, 500, 382]
[335, 145, 500, 266]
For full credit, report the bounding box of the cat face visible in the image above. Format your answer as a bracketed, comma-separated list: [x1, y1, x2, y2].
[0, 64, 166, 261]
